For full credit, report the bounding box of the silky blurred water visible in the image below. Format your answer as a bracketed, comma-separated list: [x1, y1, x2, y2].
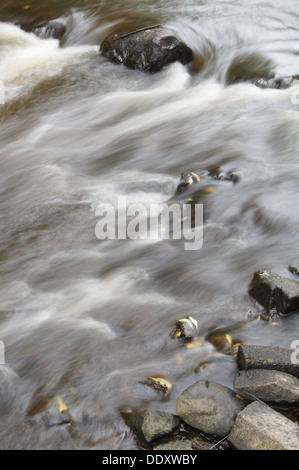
[0, 0, 299, 449]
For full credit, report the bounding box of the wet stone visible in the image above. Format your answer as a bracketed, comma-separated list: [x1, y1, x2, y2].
[249, 270, 299, 314]
[140, 376, 173, 398]
[234, 369, 299, 404]
[205, 329, 233, 354]
[175, 171, 200, 196]
[250, 75, 299, 89]
[100, 25, 193, 73]
[122, 409, 180, 444]
[228, 401, 299, 450]
[176, 380, 244, 438]
[208, 169, 243, 184]
[170, 315, 199, 341]
[237, 344, 299, 379]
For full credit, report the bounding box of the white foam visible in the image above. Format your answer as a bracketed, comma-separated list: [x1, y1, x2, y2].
[0, 22, 97, 101]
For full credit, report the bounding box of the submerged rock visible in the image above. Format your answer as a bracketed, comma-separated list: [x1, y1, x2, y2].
[228, 401, 299, 450]
[173, 168, 240, 201]
[175, 171, 201, 196]
[100, 25, 193, 73]
[226, 52, 275, 84]
[208, 169, 243, 184]
[249, 270, 299, 314]
[234, 369, 299, 404]
[171, 171, 216, 207]
[122, 409, 180, 443]
[32, 19, 67, 41]
[176, 380, 244, 438]
[249, 75, 299, 89]
[205, 329, 233, 354]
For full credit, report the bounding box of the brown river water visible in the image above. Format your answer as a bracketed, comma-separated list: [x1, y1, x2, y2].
[0, 0, 299, 449]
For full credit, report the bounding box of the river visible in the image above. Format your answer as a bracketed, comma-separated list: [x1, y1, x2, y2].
[0, 0, 299, 449]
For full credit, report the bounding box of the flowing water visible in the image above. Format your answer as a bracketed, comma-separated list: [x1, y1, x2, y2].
[0, 0, 299, 450]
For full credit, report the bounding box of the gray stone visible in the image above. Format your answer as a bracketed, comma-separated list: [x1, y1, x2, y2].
[234, 369, 299, 404]
[175, 380, 244, 438]
[237, 344, 299, 379]
[228, 401, 299, 450]
[100, 25, 193, 73]
[122, 409, 180, 443]
[249, 270, 299, 314]
[153, 440, 193, 450]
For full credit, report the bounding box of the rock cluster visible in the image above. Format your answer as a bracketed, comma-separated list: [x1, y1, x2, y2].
[123, 343, 299, 450]
[29, 17, 299, 90]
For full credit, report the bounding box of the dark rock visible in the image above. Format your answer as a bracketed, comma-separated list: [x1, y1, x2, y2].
[226, 50, 299, 89]
[237, 344, 299, 379]
[228, 401, 299, 450]
[32, 19, 67, 41]
[250, 75, 299, 90]
[171, 172, 216, 208]
[122, 409, 180, 443]
[175, 171, 200, 196]
[173, 168, 240, 202]
[249, 270, 299, 314]
[234, 369, 299, 404]
[208, 169, 243, 184]
[100, 25, 193, 73]
[170, 315, 199, 340]
[226, 53, 275, 85]
[139, 376, 172, 397]
[176, 380, 244, 438]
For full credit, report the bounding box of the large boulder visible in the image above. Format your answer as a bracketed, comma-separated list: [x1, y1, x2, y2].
[100, 25, 193, 73]
[234, 369, 299, 404]
[228, 401, 299, 450]
[237, 344, 299, 379]
[176, 380, 244, 438]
